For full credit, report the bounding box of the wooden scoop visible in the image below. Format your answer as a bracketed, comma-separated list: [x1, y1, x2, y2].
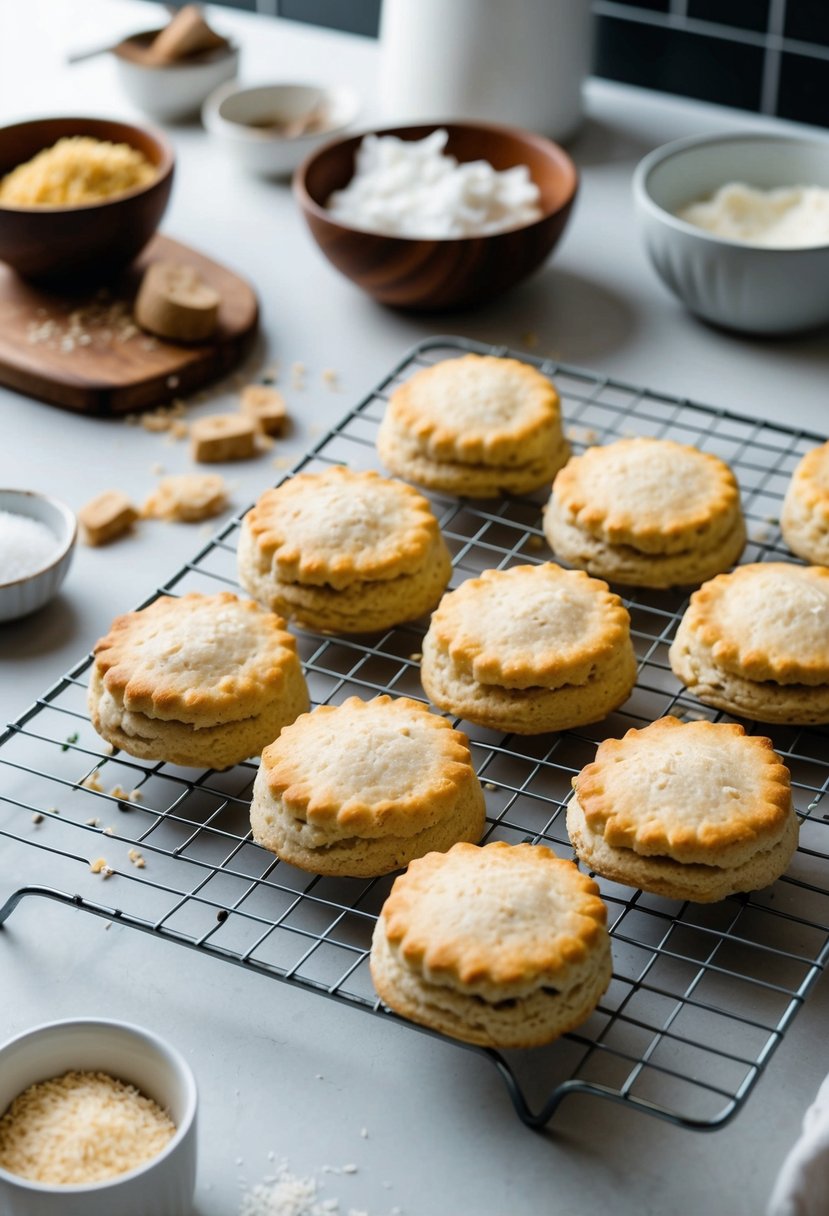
[144, 5, 228, 64]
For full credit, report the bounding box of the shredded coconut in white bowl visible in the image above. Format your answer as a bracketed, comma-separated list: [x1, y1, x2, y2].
[326, 129, 543, 239]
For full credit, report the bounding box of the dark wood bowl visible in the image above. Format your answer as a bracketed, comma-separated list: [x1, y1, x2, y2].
[294, 121, 578, 311]
[0, 116, 174, 284]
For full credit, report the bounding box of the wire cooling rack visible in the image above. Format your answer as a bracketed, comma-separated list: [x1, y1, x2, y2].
[2, 335, 828, 1133]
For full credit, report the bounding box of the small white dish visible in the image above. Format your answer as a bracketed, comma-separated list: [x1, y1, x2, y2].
[113, 31, 239, 123]
[0, 489, 76, 624]
[633, 131, 829, 335]
[203, 82, 360, 177]
[0, 1018, 198, 1216]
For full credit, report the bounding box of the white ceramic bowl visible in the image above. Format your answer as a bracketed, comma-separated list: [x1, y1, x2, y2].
[633, 131, 829, 335]
[113, 31, 239, 123]
[203, 82, 360, 177]
[0, 1019, 197, 1216]
[0, 489, 76, 623]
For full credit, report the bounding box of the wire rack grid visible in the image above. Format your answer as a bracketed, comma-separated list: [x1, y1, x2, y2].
[2, 335, 828, 1133]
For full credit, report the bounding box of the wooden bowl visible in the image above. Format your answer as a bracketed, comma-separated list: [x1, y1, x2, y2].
[294, 121, 578, 311]
[0, 116, 174, 284]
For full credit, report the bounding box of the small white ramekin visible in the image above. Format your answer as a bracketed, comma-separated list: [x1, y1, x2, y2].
[0, 1019, 198, 1216]
[0, 489, 77, 623]
[633, 131, 829, 335]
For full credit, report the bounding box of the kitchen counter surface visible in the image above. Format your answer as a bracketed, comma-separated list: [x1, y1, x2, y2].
[1, 3, 827, 1213]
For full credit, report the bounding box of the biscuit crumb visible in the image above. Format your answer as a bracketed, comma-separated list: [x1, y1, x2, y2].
[526, 534, 544, 551]
[484, 781, 498, 791]
[31, 812, 43, 825]
[128, 848, 146, 868]
[322, 369, 339, 390]
[85, 817, 100, 827]
[129, 789, 144, 803]
[79, 490, 138, 546]
[240, 384, 289, 436]
[143, 473, 229, 522]
[103, 826, 114, 836]
[407, 652, 422, 663]
[191, 414, 257, 463]
[89, 857, 111, 875]
[359, 1127, 368, 1139]
[81, 771, 104, 793]
[110, 784, 128, 800]
[341, 1164, 358, 1175]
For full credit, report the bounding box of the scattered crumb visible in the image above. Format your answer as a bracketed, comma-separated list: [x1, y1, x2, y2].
[167, 375, 180, 389]
[484, 781, 498, 792]
[128, 848, 146, 869]
[291, 362, 306, 377]
[407, 652, 422, 663]
[359, 1128, 368, 1140]
[110, 784, 128, 800]
[129, 789, 144, 803]
[47, 806, 60, 815]
[273, 456, 292, 470]
[526, 534, 544, 551]
[342, 1165, 358, 1175]
[79, 490, 138, 546]
[84, 817, 100, 827]
[322, 369, 339, 390]
[103, 826, 114, 836]
[31, 813, 43, 825]
[170, 420, 189, 440]
[81, 771, 104, 793]
[104, 920, 112, 930]
[315, 1074, 324, 1080]
[89, 857, 113, 877]
[143, 473, 229, 522]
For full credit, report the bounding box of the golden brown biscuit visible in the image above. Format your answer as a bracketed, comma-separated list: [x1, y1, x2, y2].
[251, 695, 485, 877]
[669, 563, 829, 723]
[781, 441, 829, 566]
[142, 473, 228, 522]
[377, 354, 570, 497]
[568, 717, 798, 902]
[88, 592, 309, 768]
[420, 563, 637, 734]
[370, 841, 612, 1048]
[237, 466, 452, 633]
[544, 437, 746, 587]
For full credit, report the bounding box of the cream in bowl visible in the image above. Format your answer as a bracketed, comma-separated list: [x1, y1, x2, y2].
[676, 182, 829, 249]
[0, 1019, 197, 1216]
[0, 489, 76, 623]
[203, 82, 360, 177]
[633, 131, 829, 334]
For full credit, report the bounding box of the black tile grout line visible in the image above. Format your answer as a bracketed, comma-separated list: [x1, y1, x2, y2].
[2, 334, 829, 1132]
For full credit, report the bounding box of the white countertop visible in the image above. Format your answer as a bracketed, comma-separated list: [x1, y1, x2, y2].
[1, 3, 828, 1213]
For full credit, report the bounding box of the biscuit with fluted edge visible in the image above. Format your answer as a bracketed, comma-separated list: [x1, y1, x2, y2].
[781, 441, 829, 566]
[370, 841, 611, 1048]
[669, 563, 829, 723]
[88, 592, 309, 768]
[544, 437, 745, 587]
[420, 563, 637, 734]
[237, 466, 452, 633]
[567, 717, 798, 902]
[377, 354, 570, 497]
[251, 695, 485, 877]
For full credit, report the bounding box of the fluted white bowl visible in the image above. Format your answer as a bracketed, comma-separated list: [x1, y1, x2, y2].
[0, 489, 76, 623]
[0, 1019, 198, 1216]
[633, 131, 829, 335]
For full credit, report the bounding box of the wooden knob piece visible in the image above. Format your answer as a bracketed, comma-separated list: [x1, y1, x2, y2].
[135, 260, 220, 342]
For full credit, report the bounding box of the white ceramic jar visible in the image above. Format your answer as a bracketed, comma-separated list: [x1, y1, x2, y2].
[378, 0, 593, 140]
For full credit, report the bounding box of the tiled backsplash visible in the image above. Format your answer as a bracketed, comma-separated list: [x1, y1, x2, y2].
[216, 0, 829, 130]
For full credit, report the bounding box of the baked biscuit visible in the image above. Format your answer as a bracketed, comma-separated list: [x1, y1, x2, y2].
[669, 562, 829, 724]
[377, 354, 570, 498]
[370, 841, 612, 1049]
[251, 695, 485, 877]
[420, 563, 637, 734]
[568, 717, 798, 903]
[88, 592, 309, 768]
[544, 437, 745, 587]
[237, 466, 452, 633]
[781, 441, 829, 566]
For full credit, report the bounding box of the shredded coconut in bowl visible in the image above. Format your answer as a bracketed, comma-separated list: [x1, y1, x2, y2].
[326, 129, 543, 239]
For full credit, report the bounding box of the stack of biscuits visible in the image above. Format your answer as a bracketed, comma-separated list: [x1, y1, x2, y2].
[377, 354, 569, 497]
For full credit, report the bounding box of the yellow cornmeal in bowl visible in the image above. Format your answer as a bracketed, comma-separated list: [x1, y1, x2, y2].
[0, 1069, 176, 1184]
[0, 136, 156, 207]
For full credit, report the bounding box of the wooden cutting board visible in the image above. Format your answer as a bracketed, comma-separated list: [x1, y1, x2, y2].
[0, 234, 259, 415]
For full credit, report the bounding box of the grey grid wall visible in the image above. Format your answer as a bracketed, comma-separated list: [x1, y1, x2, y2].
[213, 0, 829, 130]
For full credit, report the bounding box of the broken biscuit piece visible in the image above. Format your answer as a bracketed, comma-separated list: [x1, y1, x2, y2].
[79, 491, 138, 546]
[135, 261, 220, 342]
[240, 384, 288, 436]
[190, 413, 257, 462]
[143, 473, 228, 522]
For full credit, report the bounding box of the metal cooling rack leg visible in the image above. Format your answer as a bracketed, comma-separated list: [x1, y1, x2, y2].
[0, 885, 123, 928]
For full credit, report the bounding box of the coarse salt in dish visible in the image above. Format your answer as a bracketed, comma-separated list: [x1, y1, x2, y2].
[325, 128, 542, 238]
[0, 509, 60, 583]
